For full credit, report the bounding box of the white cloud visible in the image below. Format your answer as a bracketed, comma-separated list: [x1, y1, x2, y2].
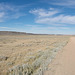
[0, 3, 26, 22]
[49, 8, 54, 10]
[36, 15, 75, 25]
[0, 27, 16, 30]
[48, 26, 69, 30]
[0, 27, 8, 28]
[0, 12, 5, 22]
[0, 3, 29, 12]
[0, 3, 16, 12]
[10, 13, 26, 19]
[0, 12, 5, 18]
[30, 8, 75, 25]
[40, 0, 75, 8]
[30, 8, 58, 18]
[50, 0, 75, 8]
[24, 24, 69, 30]
[59, 27, 69, 29]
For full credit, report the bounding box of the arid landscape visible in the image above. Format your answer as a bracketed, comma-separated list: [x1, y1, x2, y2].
[0, 31, 69, 75]
[0, 0, 75, 75]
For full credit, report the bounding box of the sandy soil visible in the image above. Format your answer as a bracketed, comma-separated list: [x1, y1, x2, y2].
[0, 35, 69, 75]
[44, 37, 75, 75]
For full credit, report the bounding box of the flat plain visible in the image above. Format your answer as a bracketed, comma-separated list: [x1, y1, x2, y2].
[0, 34, 69, 75]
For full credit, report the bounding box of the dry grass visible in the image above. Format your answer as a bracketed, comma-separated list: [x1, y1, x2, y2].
[0, 35, 69, 75]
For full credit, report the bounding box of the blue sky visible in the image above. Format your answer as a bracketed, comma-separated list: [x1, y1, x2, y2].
[0, 0, 75, 34]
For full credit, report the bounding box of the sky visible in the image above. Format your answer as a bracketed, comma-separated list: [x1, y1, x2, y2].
[0, 0, 75, 34]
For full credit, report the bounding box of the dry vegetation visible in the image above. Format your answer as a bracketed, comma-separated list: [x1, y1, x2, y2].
[0, 35, 69, 75]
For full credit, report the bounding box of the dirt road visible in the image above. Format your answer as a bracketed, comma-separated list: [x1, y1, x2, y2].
[44, 37, 75, 75]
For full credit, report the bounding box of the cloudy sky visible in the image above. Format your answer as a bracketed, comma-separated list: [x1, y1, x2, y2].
[0, 0, 75, 34]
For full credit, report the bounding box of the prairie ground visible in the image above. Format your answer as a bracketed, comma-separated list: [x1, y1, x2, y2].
[0, 35, 69, 75]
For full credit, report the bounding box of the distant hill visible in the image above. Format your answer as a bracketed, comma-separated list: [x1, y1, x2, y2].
[0, 31, 51, 35]
[0, 31, 27, 35]
[0, 31, 71, 36]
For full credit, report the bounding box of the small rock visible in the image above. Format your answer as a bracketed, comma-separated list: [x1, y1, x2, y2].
[0, 56, 8, 61]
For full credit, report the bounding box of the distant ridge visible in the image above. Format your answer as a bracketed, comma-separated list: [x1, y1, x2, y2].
[0, 31, 72, 35]
[0, 31, 51, 35]
[0, 31, 27, 35]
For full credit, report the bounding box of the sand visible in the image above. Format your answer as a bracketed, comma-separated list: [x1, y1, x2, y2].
[44, 37, 75, 75]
